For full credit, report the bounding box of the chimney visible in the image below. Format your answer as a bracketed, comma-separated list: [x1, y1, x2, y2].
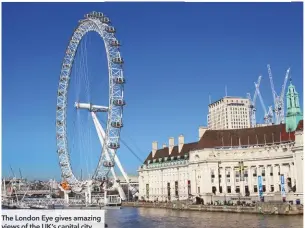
[178, 135, 184, 153]
[199, 126, 208, 140]
[169, 137, 174, 155]
[152, 141, 158, 158]
[162, 144, 167, 149]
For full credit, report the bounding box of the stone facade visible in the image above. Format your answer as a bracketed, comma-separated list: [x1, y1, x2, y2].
[138, 121, 303, 204]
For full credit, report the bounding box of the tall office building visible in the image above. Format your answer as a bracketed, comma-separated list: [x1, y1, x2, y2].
[207, 96, 251, 130]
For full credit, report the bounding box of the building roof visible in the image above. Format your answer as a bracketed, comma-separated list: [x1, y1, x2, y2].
[196, 124, 293, 149]
[296, 120, 303, 131]
[144, 142, 197, 164]
[143, 121, 303, 165]
[208, 96, 248, 107]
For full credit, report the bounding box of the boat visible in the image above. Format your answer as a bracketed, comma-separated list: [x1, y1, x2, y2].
[16, 202, 31, 209]
[30, 205, 49, 209]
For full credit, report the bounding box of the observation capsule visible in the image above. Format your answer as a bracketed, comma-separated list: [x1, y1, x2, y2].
[111, 121, 123, 128]
[112, 57, 124, 64]
[63, 173, 72, 179]
[114, 77, 125, 84]
[56, 120, 63, 126]
[57, 149, 64, 154]
[63, 64, 70, 69]
[113, 99, 126, 106]
[60, 161, 68, 167]
[105, 26, 116, 33]
[60, 76, 69, 82]
[110, 39, 121, 47]
[56, 134, 63, 139]
[71, 36, 79, 41]
[108, 142, 120, 149]
[58, 90, 64, 96]
[103, 161, 115, 167]
[101, 17, 110, 23]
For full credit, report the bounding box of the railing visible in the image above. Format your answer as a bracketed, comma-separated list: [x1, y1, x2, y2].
[146, 160, 189, 169]
[19, 190, 51, 194]
[214, 141, 294, 150]
[21, 194, 121, 206]
[6, 190, 52, 196]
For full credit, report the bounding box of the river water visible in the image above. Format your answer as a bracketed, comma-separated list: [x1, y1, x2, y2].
[105, 207, 303, 228]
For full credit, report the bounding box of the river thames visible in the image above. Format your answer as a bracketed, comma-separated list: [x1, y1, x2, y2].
[105, 207, 303, 228]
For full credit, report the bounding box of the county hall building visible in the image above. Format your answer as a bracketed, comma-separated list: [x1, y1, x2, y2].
[138, 81, 303, 204]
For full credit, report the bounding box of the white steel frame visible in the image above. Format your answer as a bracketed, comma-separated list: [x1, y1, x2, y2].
[56, 12, 124, 188]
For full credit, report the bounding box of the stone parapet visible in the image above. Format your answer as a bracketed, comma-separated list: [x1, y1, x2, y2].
[122, 201, 303, 215]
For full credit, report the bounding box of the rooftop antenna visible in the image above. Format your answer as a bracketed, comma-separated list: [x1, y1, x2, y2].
[225, 85, 228, 97]
[209, 94, 212, 104]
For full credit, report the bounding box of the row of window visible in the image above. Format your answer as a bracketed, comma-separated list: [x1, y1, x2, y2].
[209, 184, 279, 194]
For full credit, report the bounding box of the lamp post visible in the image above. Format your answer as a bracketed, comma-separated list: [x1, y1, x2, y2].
[128, 179, 131, 202]
[218, 161, 221, 195]
[128, 182, 130, 202]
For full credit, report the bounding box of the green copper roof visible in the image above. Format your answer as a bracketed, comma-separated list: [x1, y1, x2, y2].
[286, 80, 303, 132]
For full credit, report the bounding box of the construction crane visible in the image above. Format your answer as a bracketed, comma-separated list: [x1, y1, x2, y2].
[267, 106, 274, 125]
[247, 75, 262, 127]
[255, 81, 273, 125]
[267, 64, 290, 124]
[279, 68, 290, 123]
[10, 165, 15, 178]
[19, 168, 23, 179]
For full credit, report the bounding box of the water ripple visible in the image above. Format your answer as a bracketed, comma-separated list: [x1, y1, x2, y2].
[105, 207, 303, 228]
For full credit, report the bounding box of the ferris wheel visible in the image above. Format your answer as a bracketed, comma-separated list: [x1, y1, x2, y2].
[56, 11, 126, 193]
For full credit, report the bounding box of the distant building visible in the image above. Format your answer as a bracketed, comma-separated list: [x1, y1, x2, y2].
[207, 96, 251, 130]
[113, 175, 139, 186]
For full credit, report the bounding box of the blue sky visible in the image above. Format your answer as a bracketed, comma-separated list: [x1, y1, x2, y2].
[2, 2, 303, 180]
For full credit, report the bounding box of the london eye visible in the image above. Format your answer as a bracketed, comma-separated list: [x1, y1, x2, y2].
[55, 11, 127, 196]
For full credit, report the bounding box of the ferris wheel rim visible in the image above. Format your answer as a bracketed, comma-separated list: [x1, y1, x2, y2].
[55, 13, 125, 187]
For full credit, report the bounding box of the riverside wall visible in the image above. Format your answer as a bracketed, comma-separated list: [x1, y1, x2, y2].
[122, 201, 303, 215]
